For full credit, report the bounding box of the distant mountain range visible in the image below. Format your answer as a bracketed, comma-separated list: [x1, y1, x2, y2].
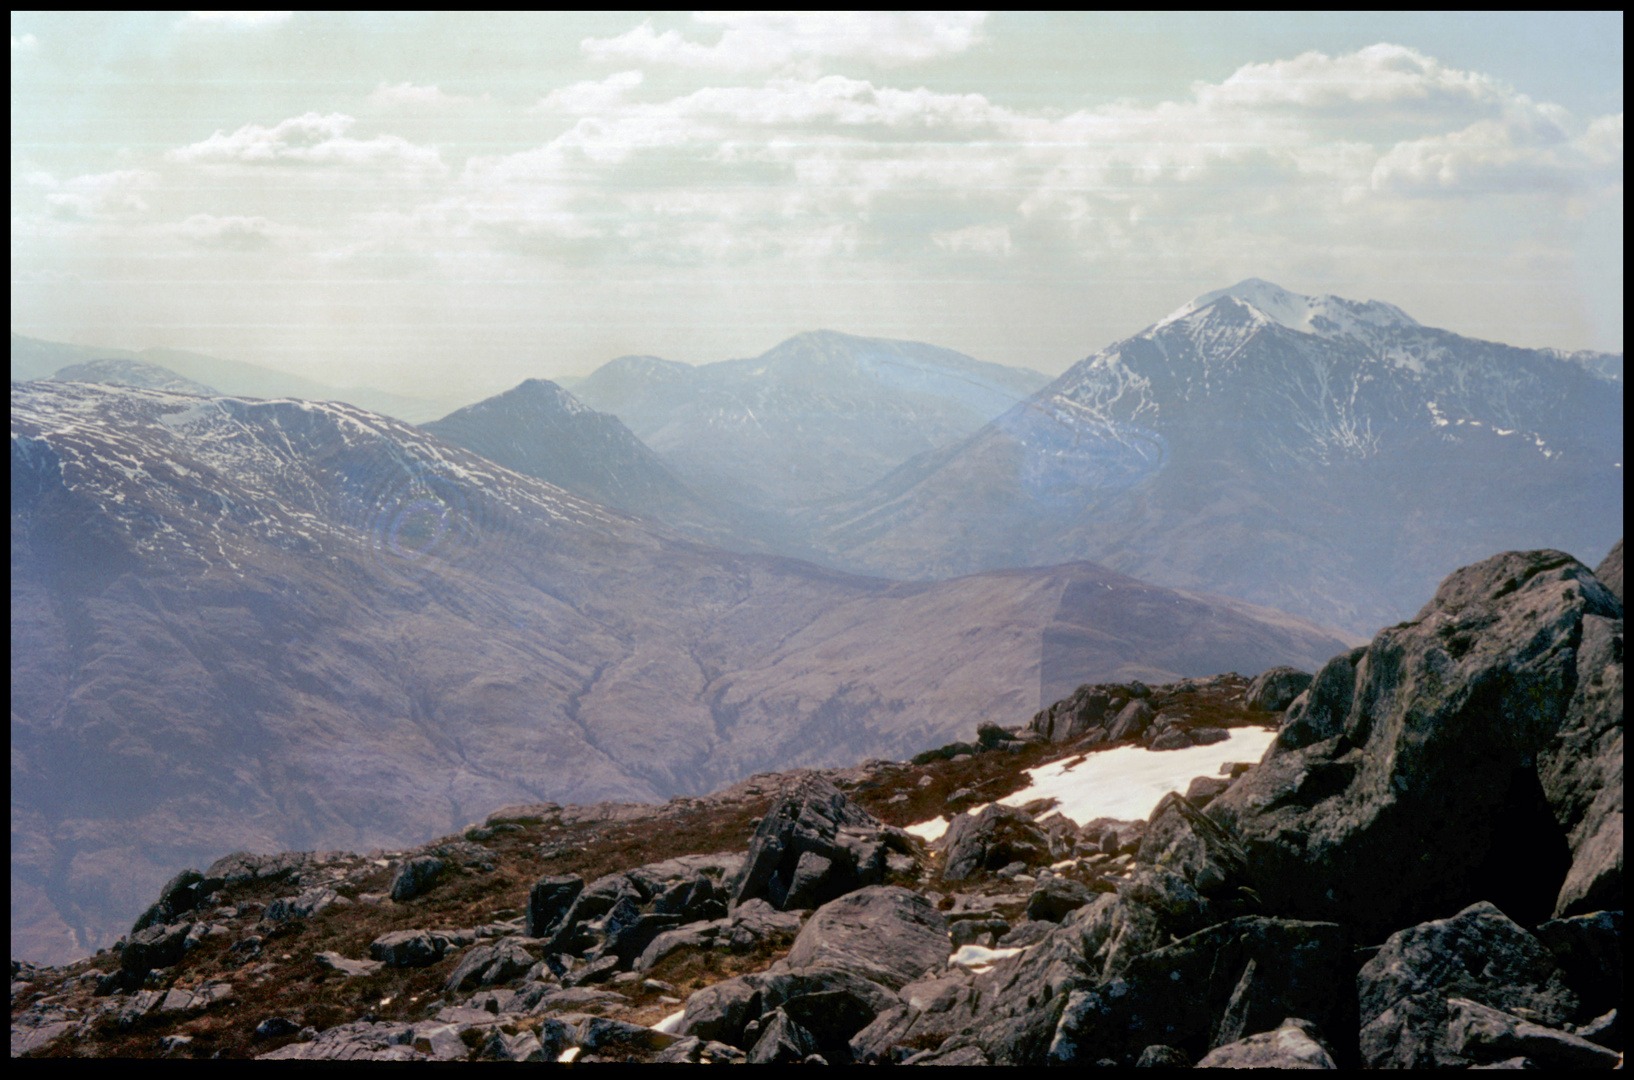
[11, 332, 451, 423]
[570, 330, 1051, 512]
[804, 280, 1623, 633]
[10, 378, 1354, 964]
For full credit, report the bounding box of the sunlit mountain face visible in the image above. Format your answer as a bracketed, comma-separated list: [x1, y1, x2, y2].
[809, 280, 1623, 635]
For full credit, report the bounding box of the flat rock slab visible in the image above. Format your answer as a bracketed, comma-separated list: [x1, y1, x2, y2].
[782, 885, 948, 991]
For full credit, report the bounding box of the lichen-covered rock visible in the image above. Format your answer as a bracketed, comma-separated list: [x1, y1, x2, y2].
[443, 936, 538, 993]
[370, 928, 466, 968]
[1537, 609, 1623, 918]
[747, 1007, 822, 1064]
[1446, 997, 1621, 1069]
[1196, 1017, 1338, 1068]
[1593, 538, 1622, 606]
[390, 855, 447, 902]
[1356, 901, 1579, 1069]
[1025, 875, 1096, 923]
[781, 886, 948, 991]
[941, 803, 1050, 881]
[525, 873, 583, 939]
[1049, 915, 1352, 1066]
[1208, 550, 1621, 937]
[1245, 666, 1315, 712]
[120, 920, 193, 975]
[257, 1021, 423, 1061]
[730, 775, 887, 911]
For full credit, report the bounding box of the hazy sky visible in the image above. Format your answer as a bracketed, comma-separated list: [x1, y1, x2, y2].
[10, 12, 1624, 398]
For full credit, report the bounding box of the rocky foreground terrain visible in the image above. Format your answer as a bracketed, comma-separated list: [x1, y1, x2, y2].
[11, 544, 1623, 1064]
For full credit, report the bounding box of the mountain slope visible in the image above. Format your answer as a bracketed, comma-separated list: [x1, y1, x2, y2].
[572, 331, 1052, 511]
[10, 379, 1355, 965]
[813, 280, 1623, 633]
[419, 379, 750, 546]
[50, 358, 219, 396]
[10, 331, 448, 422]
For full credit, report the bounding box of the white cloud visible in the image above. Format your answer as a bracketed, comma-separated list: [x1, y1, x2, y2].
[36, 169, 161, 219]
[1195, 43, 1509, 119]
[933, 224, 1013, 256]
[12, 33, 39, 52]
[170, 213, 286, 250]
[533, 71, 644, 116]
[1370, 107, 1622, 197]
[582, 12, 987, 72]
[437, 41, 1620, 276]
[368, 82, 478, 110]
[167, 112, 445, 175]
[180, 12, 292, 29]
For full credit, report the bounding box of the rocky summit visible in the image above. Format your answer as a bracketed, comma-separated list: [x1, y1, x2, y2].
[11, 545, 1621, 1065]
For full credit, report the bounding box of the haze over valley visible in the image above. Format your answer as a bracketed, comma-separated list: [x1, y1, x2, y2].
[10, 12, 1621, 988]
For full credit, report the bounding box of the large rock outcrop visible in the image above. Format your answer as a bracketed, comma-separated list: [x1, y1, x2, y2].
[730, 775, 905, 911]
[1204, 549, 1621, 937]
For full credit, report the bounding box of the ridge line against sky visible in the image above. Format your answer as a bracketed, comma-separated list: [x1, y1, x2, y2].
[10, 12, 1623, 400]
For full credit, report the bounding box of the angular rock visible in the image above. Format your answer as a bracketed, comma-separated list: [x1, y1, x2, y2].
[1025, 876, 1096, 923]
[731, 775, 886, 911]
[748, 1007, 822, 1064]
[370, 929, 453, 968]
[257, 1021, 421, 1061]
[576, 1016, 678, 1052]
[601, 908, 683, 968]
[941, 803, 1050, 881]
[390, 856, 447, 902]
[1196, 1017, 1338, 1068]
[443, 937, 537, 993]
[1245, 666, 1315, 712]
[675, 977, 764, 1045]
[1149, 724, 1195, 751]
[1593, 537, 1622, 606]
[1538, 609, 1623, 918]
[315, 951, 384, 977]
[1136, 1044, 1193, 1067]
[481, 1029, 544, 1061]
[120, 920, 193, 975]
[1050, 914, 1353, 1066]
[1184, 775, 1231, 807]
[1138, 792, 1250, 898]
[1357, 901, 1579, 1069]
[1448, 997, 1621, 1069]
[1273, 647, 1363, 751]
[262, 886, 339, 925]
[1208, 551, 1621, 938]
[255, 1017, 300, 1039]
[1532, 910, 1622, 1019]
[525, 873, 583, 939]
[782, 886, 949, 991]
[1107, 699, 1155, 742]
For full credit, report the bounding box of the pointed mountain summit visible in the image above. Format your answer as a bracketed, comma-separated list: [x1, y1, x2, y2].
[421, 377, 755, 549]
[814, 282, 1622, 634]
[1155, 277, 1419, 341]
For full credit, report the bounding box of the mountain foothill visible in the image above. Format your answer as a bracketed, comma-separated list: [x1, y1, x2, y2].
[9, 281, 1621, 971]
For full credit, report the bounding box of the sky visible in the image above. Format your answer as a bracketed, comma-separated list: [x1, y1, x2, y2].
[10, 12, 1624, 399]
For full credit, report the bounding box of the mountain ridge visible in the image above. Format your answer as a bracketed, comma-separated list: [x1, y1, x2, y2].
[810, 281, 1623, 633]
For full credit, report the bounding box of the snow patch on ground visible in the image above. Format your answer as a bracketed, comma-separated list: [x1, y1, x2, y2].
[907, 726, 1277, 843]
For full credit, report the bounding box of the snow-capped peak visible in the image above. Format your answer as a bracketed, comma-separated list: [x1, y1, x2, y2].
[1156, 278, 1420, 341]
